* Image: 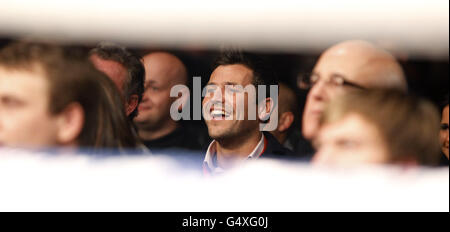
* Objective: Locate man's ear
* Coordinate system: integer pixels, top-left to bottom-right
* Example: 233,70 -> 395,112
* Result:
278,111 -> 294,132
258,97 -> 274,121
56,102 -> 84,145
126,94 -> 139,116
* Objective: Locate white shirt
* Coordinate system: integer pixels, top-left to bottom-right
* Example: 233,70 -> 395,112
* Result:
203,134 -> 266,175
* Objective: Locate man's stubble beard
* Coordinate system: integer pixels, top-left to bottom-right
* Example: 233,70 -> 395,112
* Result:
208,120 -> 258,144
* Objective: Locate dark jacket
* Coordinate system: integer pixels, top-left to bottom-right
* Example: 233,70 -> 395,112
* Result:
439,152 -> 449,166
261,131 -> 297,158
142,124 -> 206,152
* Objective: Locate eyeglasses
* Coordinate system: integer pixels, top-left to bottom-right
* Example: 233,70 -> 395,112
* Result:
298,73 -> 366,90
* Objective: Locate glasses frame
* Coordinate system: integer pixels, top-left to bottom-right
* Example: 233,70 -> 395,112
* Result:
298,72 -> 367,90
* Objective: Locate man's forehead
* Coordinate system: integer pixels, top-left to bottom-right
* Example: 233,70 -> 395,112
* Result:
313,42 -> 399,85
323,113 -> 377,136
90,55 -> 127,90
0,68 -> 49,99
314,49 -> 369,75
145,63 -> 179,87
91,55 -> 127,77
209,64 -> 253,86
144,53 -> 188,86
313,52 -> 384,90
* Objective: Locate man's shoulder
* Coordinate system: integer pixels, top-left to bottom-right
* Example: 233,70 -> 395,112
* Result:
262,131 -> 297,158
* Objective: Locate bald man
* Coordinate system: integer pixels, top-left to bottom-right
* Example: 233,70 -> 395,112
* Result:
134,52 -> 203,151
302,40 -> 407,142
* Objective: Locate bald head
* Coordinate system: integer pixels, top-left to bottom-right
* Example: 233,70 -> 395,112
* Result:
134,52 -> 188,133
142,52 -> 188,86
317,40 -> 407,91
302,40 -> 408,140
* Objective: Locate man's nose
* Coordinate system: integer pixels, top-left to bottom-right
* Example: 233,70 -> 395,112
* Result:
210,86 -> 225,103
308,79 -> 328,103
139,92 -> 151,104
141,94 -> 149,102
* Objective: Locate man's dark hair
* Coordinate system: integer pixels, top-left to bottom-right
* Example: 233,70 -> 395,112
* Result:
212,49 -> 278,100
90,42 -> 145,119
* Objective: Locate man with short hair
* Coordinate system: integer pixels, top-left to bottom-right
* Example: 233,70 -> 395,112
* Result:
270,83 -> 298,149
202,50 -> 294,174
300,40 -> 408,150
90,42 -> 145,120
134,52 -> 204,151
0,42 -> 138,149
313,89 -> 441,166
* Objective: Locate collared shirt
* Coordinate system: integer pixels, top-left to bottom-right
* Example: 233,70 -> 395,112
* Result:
202,134 -> 267,175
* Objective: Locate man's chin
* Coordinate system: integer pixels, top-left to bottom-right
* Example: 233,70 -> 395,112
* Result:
208,129 -> 234,141
134,112 -> 155,123
135,119 -> 164,130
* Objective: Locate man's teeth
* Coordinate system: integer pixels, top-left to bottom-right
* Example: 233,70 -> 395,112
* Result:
211,110 -> 230,117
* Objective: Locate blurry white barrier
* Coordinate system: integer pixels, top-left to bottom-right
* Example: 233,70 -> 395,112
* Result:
0,0 -> 448,59
0,148 -> 448,212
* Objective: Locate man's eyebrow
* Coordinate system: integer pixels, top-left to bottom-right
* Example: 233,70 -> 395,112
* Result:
206,81 -> 239,86
223,82 -> 239,86
145,80 -> 157,85
0,95 -> 26,105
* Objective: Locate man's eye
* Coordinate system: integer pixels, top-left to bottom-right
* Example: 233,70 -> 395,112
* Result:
331,76 -> 345,86
205,86 -> 216,93
310,74 -> 320,84
441,124 -> 449,130
336,140 -> 358,149
146,85 -> 159,91
226,86 -> 242,93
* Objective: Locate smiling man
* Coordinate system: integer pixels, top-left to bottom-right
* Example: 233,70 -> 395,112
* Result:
202,50 -> 294,174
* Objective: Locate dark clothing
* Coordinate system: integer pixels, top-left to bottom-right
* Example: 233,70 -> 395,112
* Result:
142,125 -> 208,168
142,125 -> 204,152
439,152 -> 449,166
282,130 -> 315,161
261,131 -> 297,158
